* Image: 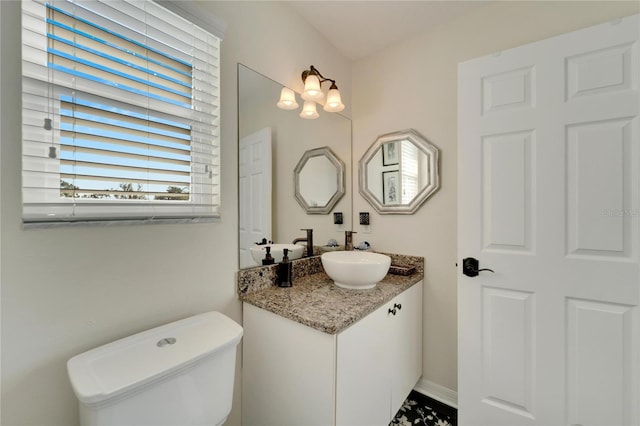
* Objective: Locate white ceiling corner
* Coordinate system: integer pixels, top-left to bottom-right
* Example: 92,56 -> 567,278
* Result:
287,1 -> 489,61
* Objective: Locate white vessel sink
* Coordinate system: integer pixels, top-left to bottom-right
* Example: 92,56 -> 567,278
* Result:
250,243 -> 305,265
321,251 -> 391,290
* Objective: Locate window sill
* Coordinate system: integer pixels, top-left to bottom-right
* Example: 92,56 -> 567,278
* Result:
22,216 -> 220,230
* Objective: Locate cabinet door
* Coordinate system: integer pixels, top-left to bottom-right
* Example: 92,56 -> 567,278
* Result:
243,303 -> 336,426
336,301 -> 391,425
390,283 -> 423,414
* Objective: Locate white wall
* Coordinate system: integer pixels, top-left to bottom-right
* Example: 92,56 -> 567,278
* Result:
0,1 -> 350,424
352,0 -> 640,393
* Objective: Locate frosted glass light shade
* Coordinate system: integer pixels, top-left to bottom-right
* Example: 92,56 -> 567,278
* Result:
323,88 -> 345,112
276,87 -> 299,110
299,101 -> 319,119
301,74 -> 324,102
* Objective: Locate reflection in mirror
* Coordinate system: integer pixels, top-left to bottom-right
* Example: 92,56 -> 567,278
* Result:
238,64 -> 352,268
359,129 -> 439,214
294,147 -> 345,214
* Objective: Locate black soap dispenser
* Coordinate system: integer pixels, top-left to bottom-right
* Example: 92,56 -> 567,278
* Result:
262,246 -> 275,265
278,248 -> 293,287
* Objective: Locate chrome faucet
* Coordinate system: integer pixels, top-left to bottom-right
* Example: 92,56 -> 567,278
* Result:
344,230 -> 357,251
292,228 -> 314,257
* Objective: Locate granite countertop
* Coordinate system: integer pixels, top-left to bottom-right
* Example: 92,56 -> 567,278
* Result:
237,253 -> 423,335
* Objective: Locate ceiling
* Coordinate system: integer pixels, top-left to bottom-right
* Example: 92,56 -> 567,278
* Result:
287,1 -> 489,61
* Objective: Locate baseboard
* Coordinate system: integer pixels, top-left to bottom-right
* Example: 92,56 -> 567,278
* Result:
413,378 -> 458,409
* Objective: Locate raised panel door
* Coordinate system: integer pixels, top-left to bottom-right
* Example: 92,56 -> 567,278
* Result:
458,15 -> 639,425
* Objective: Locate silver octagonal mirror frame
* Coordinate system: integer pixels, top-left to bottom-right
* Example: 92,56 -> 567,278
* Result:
359,129 -> 440,214
294,146 -> 346,214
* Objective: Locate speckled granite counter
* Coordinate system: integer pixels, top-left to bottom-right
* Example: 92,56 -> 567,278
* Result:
237,253 -> 423,335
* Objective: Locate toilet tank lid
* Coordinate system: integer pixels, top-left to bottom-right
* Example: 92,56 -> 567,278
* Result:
67,311 -> 243,405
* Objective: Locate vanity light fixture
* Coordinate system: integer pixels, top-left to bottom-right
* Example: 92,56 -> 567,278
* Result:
276,65 -> 345,119
276,87 -> 298,110
300,100 -> 319,119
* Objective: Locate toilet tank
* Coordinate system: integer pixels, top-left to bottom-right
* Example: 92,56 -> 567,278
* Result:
67,311 -> 243,426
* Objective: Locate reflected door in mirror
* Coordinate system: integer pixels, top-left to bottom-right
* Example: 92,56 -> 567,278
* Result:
239,127 -> 272,268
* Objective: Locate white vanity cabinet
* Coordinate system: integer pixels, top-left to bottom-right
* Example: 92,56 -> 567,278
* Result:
242,282 -> 423,426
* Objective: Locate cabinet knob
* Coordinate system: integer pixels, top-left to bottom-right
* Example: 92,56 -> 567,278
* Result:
388,308 -> 397,316
394,303 -> 402,310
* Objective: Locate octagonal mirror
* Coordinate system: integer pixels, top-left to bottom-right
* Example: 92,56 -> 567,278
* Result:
359,129 -> 439,214
294,146 -> 345,214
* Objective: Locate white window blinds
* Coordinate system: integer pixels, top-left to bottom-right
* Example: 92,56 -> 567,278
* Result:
400,141 -> 419,204
22,0 -> 221,224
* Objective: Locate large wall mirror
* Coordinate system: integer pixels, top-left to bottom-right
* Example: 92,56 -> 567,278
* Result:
238,64 -> 352,268
359,129 -> 439,214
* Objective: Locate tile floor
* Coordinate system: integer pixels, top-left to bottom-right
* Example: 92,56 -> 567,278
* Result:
390,390 -> 457,426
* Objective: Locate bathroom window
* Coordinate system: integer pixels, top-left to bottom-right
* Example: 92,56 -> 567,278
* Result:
21,0 -> 221,225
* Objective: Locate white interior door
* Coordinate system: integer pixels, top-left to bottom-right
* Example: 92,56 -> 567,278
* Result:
458,15 -> 639,426
239,127 -> 272,268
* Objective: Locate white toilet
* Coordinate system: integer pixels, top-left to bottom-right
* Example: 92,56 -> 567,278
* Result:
67,311 -> 243,426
